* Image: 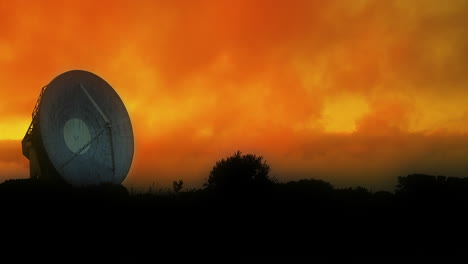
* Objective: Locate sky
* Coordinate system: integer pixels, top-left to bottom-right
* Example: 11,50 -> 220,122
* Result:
0,0 -> 467,190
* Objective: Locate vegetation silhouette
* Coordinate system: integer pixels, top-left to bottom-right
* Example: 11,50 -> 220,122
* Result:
172,179 -> 184,193
204,151 -> 275,197
2,152 -> 468,257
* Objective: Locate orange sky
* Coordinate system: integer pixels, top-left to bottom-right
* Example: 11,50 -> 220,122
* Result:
1,0 -> 468,190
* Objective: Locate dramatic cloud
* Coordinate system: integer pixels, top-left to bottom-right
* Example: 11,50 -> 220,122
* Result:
1,0 -> 467,189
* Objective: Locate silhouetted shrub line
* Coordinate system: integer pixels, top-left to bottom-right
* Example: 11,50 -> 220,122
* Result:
2,176 -> 468,256
3,151 -> 468,256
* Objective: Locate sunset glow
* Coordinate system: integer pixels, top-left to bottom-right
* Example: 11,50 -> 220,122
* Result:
1,0 -> 468,189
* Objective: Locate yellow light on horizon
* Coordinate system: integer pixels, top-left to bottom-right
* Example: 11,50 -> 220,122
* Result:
321,94 -> 370,133
0,119 -> 30,140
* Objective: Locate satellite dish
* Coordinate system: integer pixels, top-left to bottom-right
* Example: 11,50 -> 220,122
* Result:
22,70 -> 134,186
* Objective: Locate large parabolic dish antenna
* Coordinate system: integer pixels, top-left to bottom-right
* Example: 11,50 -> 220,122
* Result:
22,70 -> 134,186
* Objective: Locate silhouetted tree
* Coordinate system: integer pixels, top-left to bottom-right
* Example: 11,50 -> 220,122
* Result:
335,186 -> 373,206
395,174 -> 468,207
395,174 -> 453,200
274,179 -> 334,201
204,151 -> 274,194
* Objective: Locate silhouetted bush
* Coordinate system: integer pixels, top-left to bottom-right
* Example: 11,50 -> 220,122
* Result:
395,174 -> 468,207
396,174 -> 445,196
274,179 -> 334,201
173,180 -> 184,193
204,151 -> 274,195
